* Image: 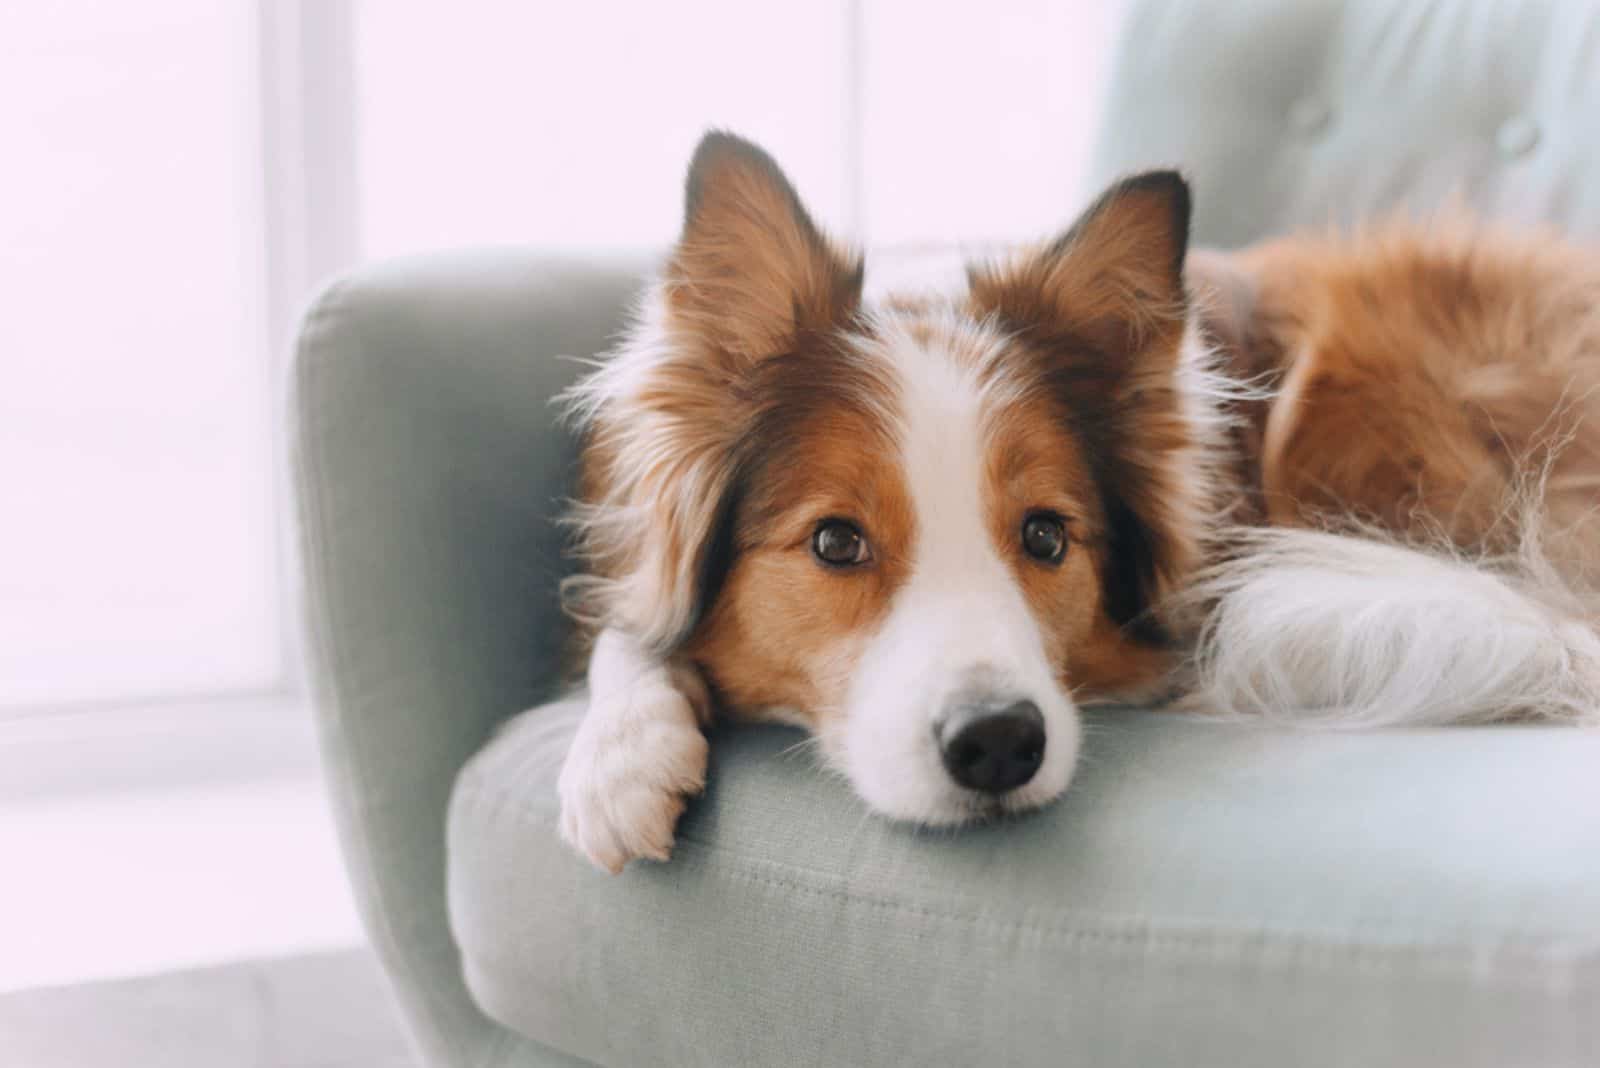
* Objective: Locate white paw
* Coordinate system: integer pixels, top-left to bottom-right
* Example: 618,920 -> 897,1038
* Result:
557,680 -> 710,874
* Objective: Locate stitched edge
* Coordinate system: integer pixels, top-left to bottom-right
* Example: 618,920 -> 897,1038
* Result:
293,274 -> 508,1068
449,777 -> 1600,989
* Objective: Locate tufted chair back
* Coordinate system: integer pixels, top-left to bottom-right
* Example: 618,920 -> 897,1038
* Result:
1088,0 -> 1600,247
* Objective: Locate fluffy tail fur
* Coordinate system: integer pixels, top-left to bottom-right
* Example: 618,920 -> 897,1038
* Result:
1175,527 -> 1600,726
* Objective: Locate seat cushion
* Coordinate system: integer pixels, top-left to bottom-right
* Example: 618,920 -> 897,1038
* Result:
448,699 -> 1600,1068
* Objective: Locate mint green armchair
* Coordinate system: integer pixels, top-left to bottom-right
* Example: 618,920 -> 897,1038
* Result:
291,4 -> 1600,1065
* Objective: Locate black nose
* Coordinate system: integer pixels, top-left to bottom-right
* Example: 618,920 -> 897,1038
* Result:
937,699 -> 1046,794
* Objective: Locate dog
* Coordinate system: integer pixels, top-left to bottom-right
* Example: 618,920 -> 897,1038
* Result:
555,131 -> 1600,873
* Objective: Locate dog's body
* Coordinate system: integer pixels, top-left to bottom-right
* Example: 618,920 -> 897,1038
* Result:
556,133 -> 1600,872
1182,229 -> 1600,727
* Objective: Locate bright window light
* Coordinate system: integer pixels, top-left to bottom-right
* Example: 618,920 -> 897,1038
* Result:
354,1 -> 856,257
0,0 -> 1124,716
0,5 -> 281,708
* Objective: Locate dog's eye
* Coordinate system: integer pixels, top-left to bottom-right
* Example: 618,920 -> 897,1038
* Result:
1021,512 -> 1067,564
812,519 -> 870,568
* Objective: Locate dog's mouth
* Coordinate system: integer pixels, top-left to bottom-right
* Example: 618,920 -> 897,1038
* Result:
931,780 -> 1059,826
965,795 -> 1009,822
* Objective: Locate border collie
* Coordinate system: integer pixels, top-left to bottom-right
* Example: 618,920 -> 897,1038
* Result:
555,132 -> 1600,872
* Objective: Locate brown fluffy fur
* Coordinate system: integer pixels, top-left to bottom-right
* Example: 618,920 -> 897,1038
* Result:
556,133 -> 1600,873
1193,220 -> 1600,582
564,134 -> 865,656
570,138 -> 1600,717
566,142 -> 1209,726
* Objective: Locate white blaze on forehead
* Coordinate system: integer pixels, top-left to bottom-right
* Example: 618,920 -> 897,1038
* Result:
870,310 -> 1039,653
887,321 -> 999,574
832,309 -> 1080,824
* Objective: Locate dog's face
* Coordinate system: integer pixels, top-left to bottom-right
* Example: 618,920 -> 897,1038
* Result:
686,312 -> 1113,821
571,134 -> 1209,824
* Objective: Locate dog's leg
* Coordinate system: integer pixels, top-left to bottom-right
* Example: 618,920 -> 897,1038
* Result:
557,627 -> 713,873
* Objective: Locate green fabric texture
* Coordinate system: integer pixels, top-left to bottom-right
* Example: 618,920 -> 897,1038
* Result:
291,2 -> 1600,1065
1088,0 -> 1600,248
292,251 -> 635,1067
454,701 -> 1600,1068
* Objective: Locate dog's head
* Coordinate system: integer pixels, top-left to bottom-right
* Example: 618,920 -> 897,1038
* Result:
568,133 -> 1212,823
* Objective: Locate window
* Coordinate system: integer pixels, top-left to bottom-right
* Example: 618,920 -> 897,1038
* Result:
354,1 -> 1124,255
355,2 -> 857,255
2,1 -> 1123,717
1,5 -> 280,709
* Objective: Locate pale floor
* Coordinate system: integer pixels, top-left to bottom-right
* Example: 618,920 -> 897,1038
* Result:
0,948 -> 416,1068
0,703 -> 414,1065
0,714 -> 360,992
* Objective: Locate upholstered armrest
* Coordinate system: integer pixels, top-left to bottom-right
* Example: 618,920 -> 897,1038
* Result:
290,251 -> 644,1066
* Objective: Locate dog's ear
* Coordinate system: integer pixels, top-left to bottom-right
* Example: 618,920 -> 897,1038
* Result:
670,131 -> 863,364
564,133 -> 861,654
968,171 -> 1202,636
968,170 -> 1190,361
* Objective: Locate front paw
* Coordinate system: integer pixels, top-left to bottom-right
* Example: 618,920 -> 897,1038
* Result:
557,684 -> 710,874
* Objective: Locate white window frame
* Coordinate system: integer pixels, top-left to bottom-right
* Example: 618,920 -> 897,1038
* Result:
0,1 -> 363,789
257,0 -> 361,707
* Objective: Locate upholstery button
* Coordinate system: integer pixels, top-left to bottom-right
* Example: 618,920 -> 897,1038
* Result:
1288,98 -> 1332,136
1496,115 -> 1540,159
